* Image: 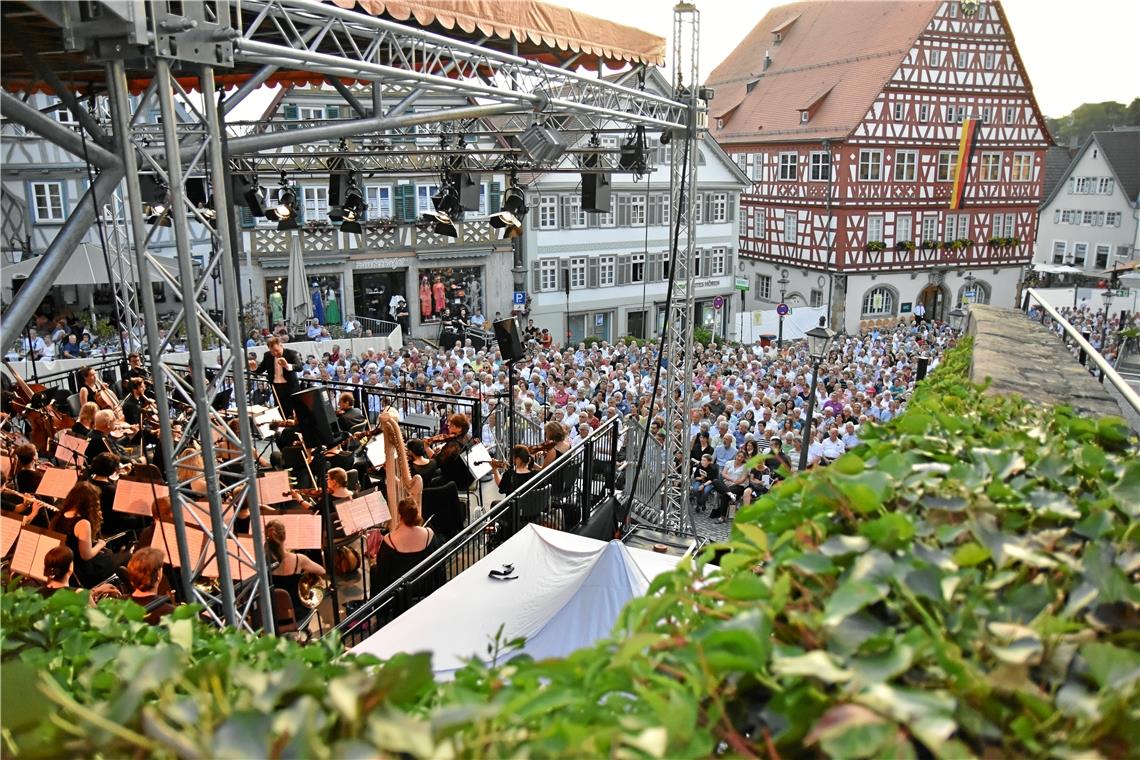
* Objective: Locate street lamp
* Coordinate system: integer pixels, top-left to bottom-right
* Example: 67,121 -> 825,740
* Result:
777,268 -> 790,348
948,306 -> 966,332
798,322 -> 836,472
963,271 -> 976,305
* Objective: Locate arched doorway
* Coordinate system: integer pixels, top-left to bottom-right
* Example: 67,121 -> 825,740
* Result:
917,284 -> 948,321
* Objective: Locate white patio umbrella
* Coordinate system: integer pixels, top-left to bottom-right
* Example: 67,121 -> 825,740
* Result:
284,233 -> 312,333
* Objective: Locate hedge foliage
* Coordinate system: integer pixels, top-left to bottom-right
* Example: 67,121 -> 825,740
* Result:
3,338 -> 1138,758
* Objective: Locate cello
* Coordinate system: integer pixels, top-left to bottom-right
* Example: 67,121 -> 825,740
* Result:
1,361 -> 68,452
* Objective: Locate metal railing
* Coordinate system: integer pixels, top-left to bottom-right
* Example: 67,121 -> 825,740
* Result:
345,314 -> 400,339
1021,288 -> 1140,416
622,416 -> 668,525
331,416 -> 623,647
487,393 -> 544,454
1,353 -> 125,395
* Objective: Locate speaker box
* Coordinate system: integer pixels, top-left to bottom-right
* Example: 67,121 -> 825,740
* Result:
915,356 -> 930,382
582,172 -> 611,213
457,172 -> 481,212
493,317 -> 526,363
292,387 -> 341,448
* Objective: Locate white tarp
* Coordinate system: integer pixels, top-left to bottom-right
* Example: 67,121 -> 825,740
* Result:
5,243 -> 180,288
735,305 -> 828,344
351,524 -> 681,676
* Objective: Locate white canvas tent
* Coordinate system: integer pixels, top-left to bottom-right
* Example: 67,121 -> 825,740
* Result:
735,305 -> 828,344
5,242 -> 180,288
351,524 -> 683,677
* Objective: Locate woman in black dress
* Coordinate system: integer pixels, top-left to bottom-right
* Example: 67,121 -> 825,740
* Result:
49,481 -> 123,588
369,498 -> 441,606
492,445 -> 536,497
407,439 -> 441,487
265,519 -> 326,621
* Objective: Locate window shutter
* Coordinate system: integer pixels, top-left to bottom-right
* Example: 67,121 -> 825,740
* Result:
559,196 -> 571,228
588,258 -> 599,288
727,195 -> 736,222
283,103 -> 298,129
326,105 -> 340,119
724,249 -> 733,275
646,251 -> 658,282
616,255 -> 629,285
557,265 -> 567,293
394,184 -> 417,221
704,194 -> 713,222
532,261 -> 542,291
489,181 -> 501,214
239,206 -> 255,228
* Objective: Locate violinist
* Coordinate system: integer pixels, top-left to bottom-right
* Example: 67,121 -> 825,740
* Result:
10,442 -> 43,494
120,378 -> 149,445
326,467 -> 354,502
533,421 -> 571,470
86,409 -> 130,464
407,439 -> 441,486
491,445 -> 536,497
71,401 -> 98,438
426,413 -> 473,490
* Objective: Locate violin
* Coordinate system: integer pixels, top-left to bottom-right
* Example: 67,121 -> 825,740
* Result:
476,459 -> 509,469
527,440 -> 558,456
425,431 -> 463,446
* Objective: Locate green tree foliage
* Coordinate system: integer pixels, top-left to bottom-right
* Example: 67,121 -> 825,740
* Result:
3,339 -> 1138,758
1047,98 -> 1140,146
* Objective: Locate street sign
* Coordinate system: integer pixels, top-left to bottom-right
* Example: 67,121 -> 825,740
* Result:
734,276 -> 749,291
713,295 -> 725,310
1107,288 -> 1130,298
776,303 -> 790,316
512,291 -> 526,306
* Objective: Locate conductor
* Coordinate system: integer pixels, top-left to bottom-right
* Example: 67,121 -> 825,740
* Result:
247,336 -> 303,417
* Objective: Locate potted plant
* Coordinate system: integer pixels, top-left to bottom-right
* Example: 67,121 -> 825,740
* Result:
866,240 -> 887,252
987,236 -> 1003,247
921,239 -> 937,250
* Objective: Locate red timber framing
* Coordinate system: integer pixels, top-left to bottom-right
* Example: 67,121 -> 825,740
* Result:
716,1 -> 1051,276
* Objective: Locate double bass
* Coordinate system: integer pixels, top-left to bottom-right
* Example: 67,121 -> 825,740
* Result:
2,361 -> 73,452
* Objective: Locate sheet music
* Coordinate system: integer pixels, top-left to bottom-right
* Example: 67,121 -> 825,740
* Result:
254,408 -> 284,440
201,535 -> 257,581
54,433 -> 88,465
0,455 -> 11,482
465,442 -> 494,481
11,528 -> 64,581
182,500 -> 236,531
150,522 -> 206,568
335,490 -> 390,535
113,479 -> 169,516
1,511 -> 22,556
260,513 -> 323,549
364,434 -> 386,467
35,467 -> 78,500
256,470 -> 293,505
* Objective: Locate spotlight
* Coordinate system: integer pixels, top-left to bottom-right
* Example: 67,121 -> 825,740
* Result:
489,184 -> 527,239
144,185 -> 172,227
515,122 -> 567,163
336,179 -> 366,234
265,174 -> 299,230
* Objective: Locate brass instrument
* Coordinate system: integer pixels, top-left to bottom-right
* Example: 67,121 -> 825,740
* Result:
297,572 -> 329,609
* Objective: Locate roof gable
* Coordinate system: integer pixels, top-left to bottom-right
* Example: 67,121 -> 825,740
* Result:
1095,130 -> 1140,205
705,1 -> 938,144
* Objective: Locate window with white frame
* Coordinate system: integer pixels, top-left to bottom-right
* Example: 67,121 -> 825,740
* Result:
956,50 -> 968,68
983,52 -> 996,69
809,151 -> 831,181
297,106 -> 325,120
630,194 -> 647,226
739,211 -> 748,237
980,106 -> 993,123
896,214 -> 913,244
921,215 -> 938,243
1106,212 -> 1122,227
750,153 -> 761,181
710,247 -> 726,276
569,257 -> 587,289
1083,211 -> 1097,226
1098,177 -> 1114,194
757,274 -> 772,300
919,104 -> 930,122
1054,209 -> 1061,224
861,286 -> 895,317
778,153 -> 798,181
709,193 -> 728,222
893,102 -> 905,120
538,195 -> 558,229
858,149 -> 883,181
51,99 -> 79,126
540,259 -> 558,291
567,194 -> 586,228
946,213 -> 970,240
416,183 -> 440,215
810,289 -> 823,308
1052,241 -> 1066,264
867,215 -> 884,243
1118,245 -> 1132,263
894,150 -> 918,181
365,185 -> 392,219
1074,177 -> 1092,194
1072,243 -> 1088,267
599,255 -> 615,287
1004,106 -> 1016,124
1003,213 -> 1016,237
937,151 -> 958,182
1095,245 -> 1111,269
782,212 -> 797,243
1011,153 -> 1033,181
302,186 -> 329,220
928,49 -> 943,67
753,208 -> 766,238
631,252 -> 645,283
30,181 -> 65,223
980,152 -> 1001,181
691,193 -> 703,224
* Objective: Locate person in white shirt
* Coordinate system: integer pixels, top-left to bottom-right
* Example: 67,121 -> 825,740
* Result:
820,427 -> 846,463
806,431 -> 825,469
842,422 -> 861,450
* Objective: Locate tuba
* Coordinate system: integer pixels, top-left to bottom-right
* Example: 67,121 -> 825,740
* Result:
297,572 -> 329,609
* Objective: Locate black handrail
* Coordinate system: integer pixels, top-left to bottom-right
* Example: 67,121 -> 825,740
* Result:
292,377 -> 482,438
331,415 -> 623,646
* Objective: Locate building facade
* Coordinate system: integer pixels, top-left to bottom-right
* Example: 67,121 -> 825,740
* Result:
1035,129 -> 1140,274
238,84 -> 513,339
524,70 -> 749,345
706,0 -> 1051,333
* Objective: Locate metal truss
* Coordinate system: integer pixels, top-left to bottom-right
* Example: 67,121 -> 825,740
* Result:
234,0 -> 688,134
107,59 -> 275,631
100,185 -> 143,341
660,4 -> 701,535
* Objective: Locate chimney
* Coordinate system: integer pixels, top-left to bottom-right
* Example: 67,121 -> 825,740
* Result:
763,51 -> 772,71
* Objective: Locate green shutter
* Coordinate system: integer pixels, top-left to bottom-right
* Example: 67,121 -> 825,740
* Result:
239,206 -> 255,228
283,103 -> 298,129
326,105 -> 340,119
394,184 -> 417,222
489,181 -> 501,214
532,261 -> 542,291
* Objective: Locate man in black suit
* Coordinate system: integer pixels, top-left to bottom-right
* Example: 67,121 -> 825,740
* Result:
247,336 -> 302,417
336,391 -> 366,434
120,378 -> 148,445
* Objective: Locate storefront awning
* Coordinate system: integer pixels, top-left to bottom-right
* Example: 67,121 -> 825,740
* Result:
5,244 -> 179,287
415,248 -> 493,263
261,257 -> 348,270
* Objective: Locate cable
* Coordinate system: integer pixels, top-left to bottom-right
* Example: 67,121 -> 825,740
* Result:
619,135 -> 689,531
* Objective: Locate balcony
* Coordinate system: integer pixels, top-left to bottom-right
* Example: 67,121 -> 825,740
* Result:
248,219 -> 502,256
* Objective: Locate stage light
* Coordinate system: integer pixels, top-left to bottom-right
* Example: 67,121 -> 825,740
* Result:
337,179 -> 366,234
144,184 -> 172,227
515,122 -> 567,163
489,183 -> 528,239
264,174 -> 299,230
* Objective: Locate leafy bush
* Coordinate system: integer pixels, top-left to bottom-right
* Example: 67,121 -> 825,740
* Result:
693,326 -> 713,346
3,338 -> 1138,758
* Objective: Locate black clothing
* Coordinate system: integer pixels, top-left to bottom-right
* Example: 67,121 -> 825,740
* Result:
690,442 -> 714,463
85,430 -> 125,464
130,593 -> 175,625
499,467 -> 535,497
411,458 -> 442,486
369,530 -> 441,612
71,421 -> 91,437
271,553 -> 309,621
14,468 -> 42,495
121,395 -> 143,426
337,406 -> 366,434
250,348 -> 303,416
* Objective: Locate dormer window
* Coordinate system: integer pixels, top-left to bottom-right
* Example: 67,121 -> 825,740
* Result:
770,13 -> 800,43
800,111 -> 810,124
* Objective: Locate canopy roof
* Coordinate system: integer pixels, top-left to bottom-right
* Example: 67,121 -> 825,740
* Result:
5,244 -> 179,288
351,524 -> 681,677
0,0 -> 663,95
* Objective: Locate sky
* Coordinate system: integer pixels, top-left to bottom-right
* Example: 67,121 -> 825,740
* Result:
555,0 -> 1139,118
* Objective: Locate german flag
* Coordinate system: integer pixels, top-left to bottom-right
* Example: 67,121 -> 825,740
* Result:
949,117 -> 979,210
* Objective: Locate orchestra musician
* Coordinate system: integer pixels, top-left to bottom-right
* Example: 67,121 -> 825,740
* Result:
77,366 -> 117,412
490,445 -> 536,497
120,378 -> 150,446
265,519 -> 325,621
124,352 -> 150,387
10,442 -> 43,494
326,467 -> 354,502
71,401 -> 98,438
533,421 -> 571,470
335,392 -> 366,432
48,481 -> 126,588
39,546 -> 75,597
86,409 -> 131,464
425,413 -> 474,490
125,548 -> 175,625
407,439 -> 441,486
247,336 -> 303,417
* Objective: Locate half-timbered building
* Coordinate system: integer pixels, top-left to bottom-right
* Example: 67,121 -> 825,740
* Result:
706,0 -> 1051,332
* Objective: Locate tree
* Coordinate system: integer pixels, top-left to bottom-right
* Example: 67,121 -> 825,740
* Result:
1047,99 -> 1140,146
